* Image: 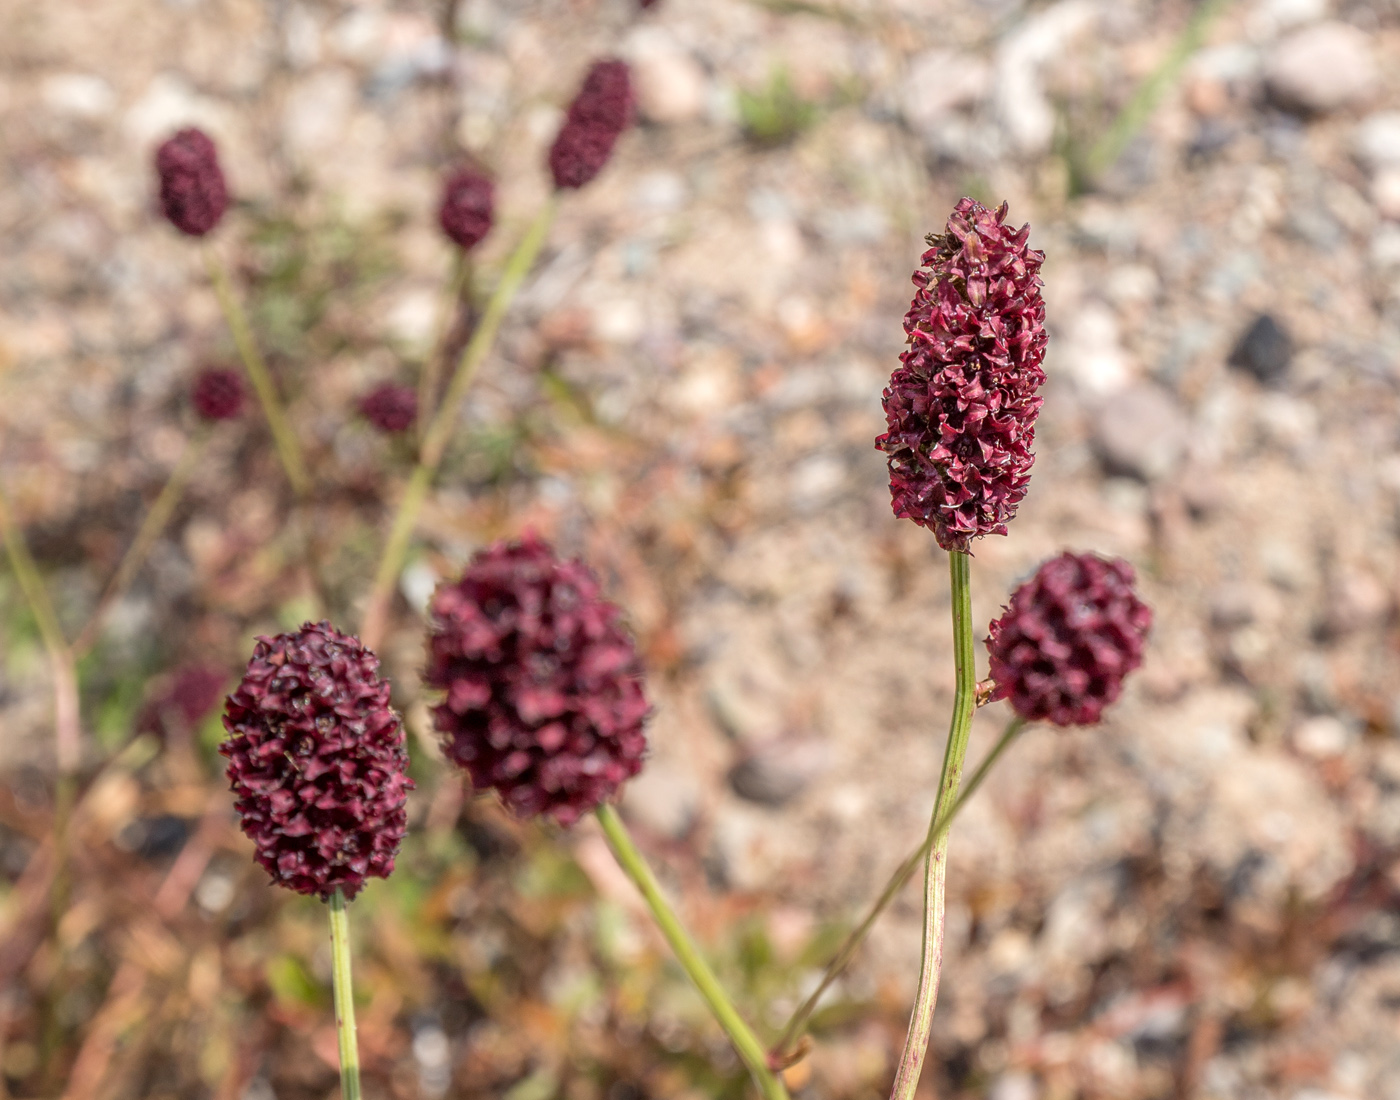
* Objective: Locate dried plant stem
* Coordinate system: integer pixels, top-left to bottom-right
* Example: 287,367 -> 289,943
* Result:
329,889 -> 362,1100
770,712 -> 1026,1062
204,246 -> 311,497
888,549 -> 977,1100
0,484 -> 80,780
417,249 -> 471,439
595,803 -> 789,1100
361,198 -> 557,648
70,430 -> 211,660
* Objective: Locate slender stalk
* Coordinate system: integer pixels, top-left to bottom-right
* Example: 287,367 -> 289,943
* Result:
328,889 -> 362,1100
204,246 -> 311,497
888,549 -> 977,1100
417,249 -> 470,440
0,484 -> 80,777
770,713 -> 1026,1061
360,198 -> 557,648
1081,0 -> 1231,184
70,430 -> 211,660
595,803 -> 789,1100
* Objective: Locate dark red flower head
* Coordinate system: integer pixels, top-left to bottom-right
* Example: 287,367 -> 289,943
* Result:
360,383 -> 418,434
155,128 -> 229,237
875,198 -> 1047,552
439,166 -> 494,250
424,533 -> 650,825
986,552 -> 1152,727
139,663 -> 228,740
549,59 -> 634,190
191,367 -> 245,421
220,622 -> 413,900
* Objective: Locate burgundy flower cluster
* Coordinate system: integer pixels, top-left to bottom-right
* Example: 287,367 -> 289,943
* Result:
424,534 -> 649,825
220,622 -> 413,900
155,128 -> 229,237
191,367 -> 245,421
986,552 -> 1152,727
549,60 -> 635,191
876,198 -> 1047,552
439,167 -> 495,251
360,383 -> 418,434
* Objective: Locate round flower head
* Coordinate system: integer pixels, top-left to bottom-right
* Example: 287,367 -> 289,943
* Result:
875,198 -> 1047,552
548,59 -> 635,191
191,367 -> 245,421
155,128 -> 229,237
360,383 -> 418,434
220,622 -> 413,900
439,166 -> 494,250
986,552 -> 1152,727
424,533 -> 650,825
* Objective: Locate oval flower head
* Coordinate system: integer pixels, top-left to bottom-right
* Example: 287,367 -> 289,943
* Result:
191,367 -> 245,421
438,165 -> 495,250
986,552 -> 1152,726
876,198 -> 1047,552
220,622 -> 413,900
155,127 -> 229,237
548,59 -> 635,191
424,533 -> 650,825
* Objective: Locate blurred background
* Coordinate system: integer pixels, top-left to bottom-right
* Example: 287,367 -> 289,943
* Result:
4,0 -> 1400,1097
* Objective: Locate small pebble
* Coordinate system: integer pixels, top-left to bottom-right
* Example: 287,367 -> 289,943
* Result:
1229,314 -> 1293,383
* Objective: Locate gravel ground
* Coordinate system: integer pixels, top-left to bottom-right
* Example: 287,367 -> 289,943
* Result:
5,0 -> 1400,1098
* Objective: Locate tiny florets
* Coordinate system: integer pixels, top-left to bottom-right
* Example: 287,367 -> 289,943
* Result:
191,367 -> 245,421
875,198 -> 1047,552
549,59 -> 635,190
986,552 -> 1152,727
155,128 -> 229,237
220,622 -> 413,900
424,533 -> 650,825
360,383 -> 418,434
438,166 -> 495,250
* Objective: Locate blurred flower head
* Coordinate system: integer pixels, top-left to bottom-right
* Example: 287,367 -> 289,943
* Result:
360,383 -> 418,434
549,59 -> 635,191
439,166 -> 495,250
138,663 -> 228,741
191,367 -> 245,421
876,198 -> 1047,552
220,622 -> 413,900
155,127 -> 229,237
424,533 -> 650,826
986,552 -> 1152,726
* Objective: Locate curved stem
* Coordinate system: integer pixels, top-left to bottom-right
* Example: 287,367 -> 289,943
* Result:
204,246 -> 311,497
0,483 -> 80,777
328,889 -> 362,1100
71,430 -> 211,660
770,713 -> 1026,1061
360,198 -> 557,648
888,549 -> 976,1100
595,803 -> 789,1100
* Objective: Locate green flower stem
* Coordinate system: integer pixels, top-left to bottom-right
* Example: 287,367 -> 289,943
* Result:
0,483 -> 80,778
595,803 -> 789,1100
361,197 -> 557,649
204,246 -> 311,497
888,549 -> 977,1100
770,712 -> 1026,1062
417,249 -> 471,441
71,430 -> 212,660
329,888 -> 362,1100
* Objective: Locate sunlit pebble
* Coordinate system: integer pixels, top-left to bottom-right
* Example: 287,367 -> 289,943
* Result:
196,870 -> 236,913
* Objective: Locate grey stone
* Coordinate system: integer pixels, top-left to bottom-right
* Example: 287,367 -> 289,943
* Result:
1264,22 -> 1377,115
727,738 -> 830,807
1229,313 -> 1293,383
1092,384 -> 1190,482
1355,112 -> 1400,171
